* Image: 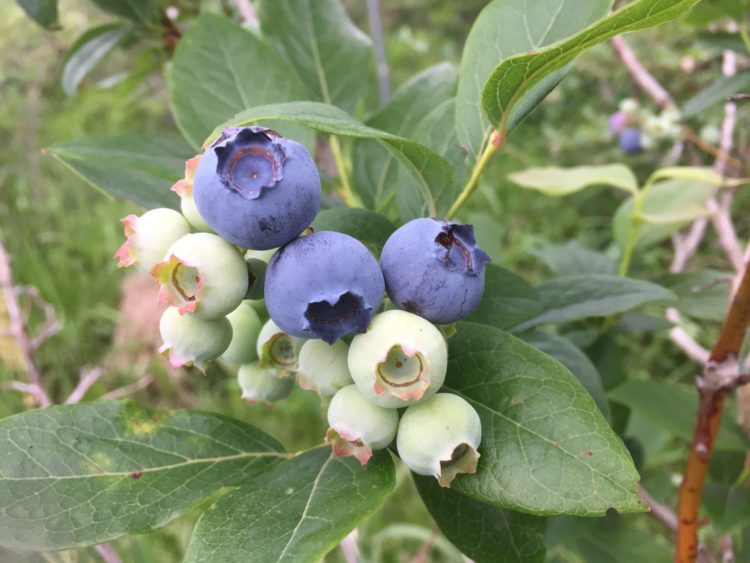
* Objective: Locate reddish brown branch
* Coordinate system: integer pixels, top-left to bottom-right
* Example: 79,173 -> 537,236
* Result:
676,260 -> 750,562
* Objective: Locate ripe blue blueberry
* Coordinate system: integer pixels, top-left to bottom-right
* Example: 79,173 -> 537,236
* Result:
619,127 -> 642,154
380,218 -> 490,324
265,231 -> 385,344
193,126 -> 321,250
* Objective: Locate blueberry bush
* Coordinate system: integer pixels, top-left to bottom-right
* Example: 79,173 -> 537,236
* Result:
3,0 -> 750,561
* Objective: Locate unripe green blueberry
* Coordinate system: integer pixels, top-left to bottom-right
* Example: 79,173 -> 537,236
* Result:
397,393 -> 481,487
159,306 -> 232,372
618,97 -> 639,115
348,310 -> 447,408
297,339 -> 353,396
115,208 -> 190,275
237,362 -> 294,404
256,319 -> 304,376
326,384 -> 398,465
220,301 -> 263,365
150,233 -> 248,320
171,156 -> 213,232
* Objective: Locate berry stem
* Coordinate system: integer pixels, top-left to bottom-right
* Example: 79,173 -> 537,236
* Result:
445,129 -> 503,220
329,135 -> 362,207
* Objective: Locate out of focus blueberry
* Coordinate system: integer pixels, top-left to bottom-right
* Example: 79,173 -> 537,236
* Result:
608,111 -> 629,135
380,218 -> 490,324
193,126 -> 321,249
619,128 -> 642,154
265,231 -> 385,344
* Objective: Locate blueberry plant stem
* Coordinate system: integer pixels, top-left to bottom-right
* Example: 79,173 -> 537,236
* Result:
329,135 -> 361,207
445,130 -> 503,220
676,258 -> 750,562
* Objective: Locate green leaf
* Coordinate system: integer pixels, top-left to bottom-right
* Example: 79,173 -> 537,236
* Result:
445,322 -> 644,515
508,164 -> 638,196
696,31 -> 747,53
259,0 -> 372,113
413,99 -> 469,187
90,0 -> 159,25
210,101 -> 454,219
520,330 -> 610,422
658,270 -> 732,322
0,402 -> 285,550
538,241 -> 617,277
613,180 -> 714,250
517,274 -> 675,330
62,23 -> 132,96
482,0 -> 701,135
465,264 -> 543,332
639,204 -> 712,225
17,0 -> 59,29
184,448 -> 395,562
609,380 -> 748,451
682,69 -> 750,118
169,14 -> 312,150
456,0 -> 610,160
311,208 -> 395,254
352,63 -> 457,216
647,166 -> 746,187
46,135 -> 193,210
703,482 -> 750,534
415,475 -> 546,563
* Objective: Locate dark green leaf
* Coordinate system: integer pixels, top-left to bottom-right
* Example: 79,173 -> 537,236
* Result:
609,380 -> 747,451
482,0 -> 701,135
90,0 -> 159,25
62,23 -> 132,96
465,264 -> 542,331
311,208 -> 395,254
17,0 -> 59,29
46,135 -> 193,210
658,270 -> 732,322
415,475 -> 546,563
352,63 -> 457,216
520,330 -> 610,422
0,402 -> 285,550
456,0 -> 610,160
184,448 -> 395,562
703,482 -> 750,534
517,275 -> 675,330
414,99 -> 469,187
682,69 -> 750,118
445,322 -> 643,515
169,14 -> 312,149
259,0 -> 373,113
209,101 -> 454,219
696,31 -> 747,53
538,241 -> 617,277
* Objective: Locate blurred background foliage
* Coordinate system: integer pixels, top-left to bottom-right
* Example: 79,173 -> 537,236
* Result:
1,0 -> 749,561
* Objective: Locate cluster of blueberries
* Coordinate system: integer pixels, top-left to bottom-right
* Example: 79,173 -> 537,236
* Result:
608,98 -> 682,154
116,126 -> 491,487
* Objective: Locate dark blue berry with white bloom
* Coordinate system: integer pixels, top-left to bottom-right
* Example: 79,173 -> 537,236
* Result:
619,127 -> 642,154
193,126 -> 321,249
265,231 -> 385,344
380,218 -> 490,324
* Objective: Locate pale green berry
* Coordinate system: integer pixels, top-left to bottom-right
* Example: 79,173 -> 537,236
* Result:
221,301 -> 263,365
159,306 -> 231,372
297,339 -> 353,396
151,233 -> 248,320
397,393 -> 481,488
172,156 -> 213,232
348,310 -> 447,408
115,208 -> 190,275
326,384 -> 398,466
256,319 -> 304,375
237,363 -> 294,404
618,97 -> 639,115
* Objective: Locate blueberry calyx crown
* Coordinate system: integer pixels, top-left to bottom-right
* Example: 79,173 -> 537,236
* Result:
434,220 -> 490,276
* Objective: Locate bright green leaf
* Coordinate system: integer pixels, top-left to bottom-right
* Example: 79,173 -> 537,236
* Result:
209,101 -> 454,219
415,475 -> 546,563
0,402 -> 285,550
482,0 -> 701,135
45,135 -> 194,210
508,165 -> 638,196
465,264 -> 543,332
311,208 -> 395,254
17,0 -> 59,29
647,166 -> 747,187
639,204 -> 712,225
456,0 -> 610,160
682,69 -> 750,118
184,448 -> 395,562
446,322 -> 644,515
62,23 -> 132,96
517,275 -> 675,330
169,14 -> 312,150
259,0 -> 373,113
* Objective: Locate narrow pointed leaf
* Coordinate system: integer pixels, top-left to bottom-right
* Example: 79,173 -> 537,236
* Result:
508,164 -> 638,196
17,0 -> 59,29
62,23 -> 132,96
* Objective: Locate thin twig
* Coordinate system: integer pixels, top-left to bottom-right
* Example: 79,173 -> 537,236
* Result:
367,0 -> 390,104
610,36 -> 675,109
65,367 -> 104,404
667,309 -> 710,364
638,484 -> 677,531
95,543 -> 122,563
99,374 -> 155,401
339,529 -> 360,563
0,234 -> 52,407
233,0 -> 257,25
